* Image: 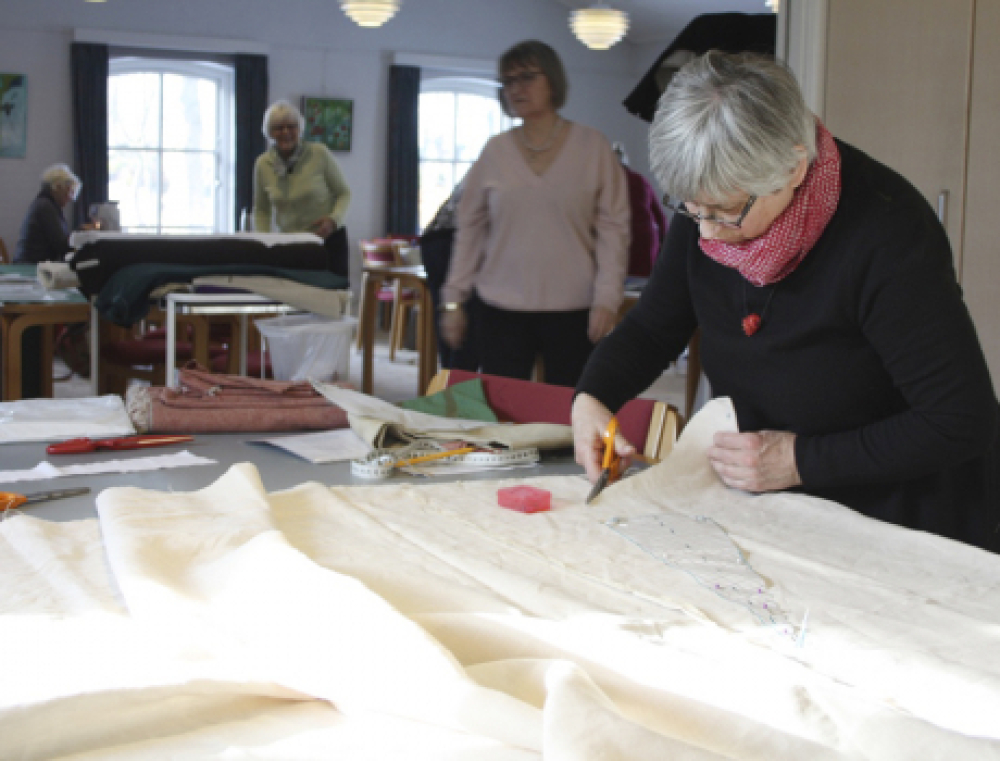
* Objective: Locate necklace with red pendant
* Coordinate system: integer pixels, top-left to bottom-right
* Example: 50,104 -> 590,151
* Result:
742,280 -> 779,337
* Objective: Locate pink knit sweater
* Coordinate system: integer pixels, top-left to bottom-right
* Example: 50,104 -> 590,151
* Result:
441,123 -> 630,313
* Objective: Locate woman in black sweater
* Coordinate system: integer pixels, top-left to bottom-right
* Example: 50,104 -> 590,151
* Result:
573,52 -> 999,551
14,164 -> 80,264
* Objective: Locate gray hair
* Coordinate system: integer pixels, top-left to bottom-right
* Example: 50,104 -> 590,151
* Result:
498,40 -> 568,117
650,51 -> 816,204
41,163 -> 80,193
262,100 -> 305,142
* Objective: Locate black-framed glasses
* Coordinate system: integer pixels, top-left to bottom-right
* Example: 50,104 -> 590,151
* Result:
501,70 -> 542,90
663,194 -> 757,229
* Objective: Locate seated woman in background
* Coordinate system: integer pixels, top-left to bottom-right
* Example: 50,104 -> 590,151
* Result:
253,100 -> 352,276
439,39 -> 629,388
573,52 -> 999,551
14,163 -> 80,264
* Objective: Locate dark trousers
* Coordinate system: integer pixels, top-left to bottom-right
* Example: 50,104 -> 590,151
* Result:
421,227 -> 481,371
477,301 -> 594,388
324,226 -> 349,277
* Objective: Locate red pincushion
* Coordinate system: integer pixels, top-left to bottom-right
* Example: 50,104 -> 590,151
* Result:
497,486 -> 551,513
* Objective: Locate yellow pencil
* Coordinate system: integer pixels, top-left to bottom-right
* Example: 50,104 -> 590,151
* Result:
395,447 -> 477,468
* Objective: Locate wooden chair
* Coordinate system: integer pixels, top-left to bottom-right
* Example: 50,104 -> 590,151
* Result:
426,369 -> 679,461
356,238 -> 422,361
97,308 -> 233,395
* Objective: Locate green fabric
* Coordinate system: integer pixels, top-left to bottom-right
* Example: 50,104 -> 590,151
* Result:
397,379 -> 498,423
95,263 -> 349,326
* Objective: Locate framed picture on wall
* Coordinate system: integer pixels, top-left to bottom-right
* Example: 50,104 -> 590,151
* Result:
302,96 -> 353,152
0,72 -> 28,159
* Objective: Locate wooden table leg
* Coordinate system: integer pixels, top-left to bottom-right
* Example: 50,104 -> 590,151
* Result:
40,325 -> 56,397
0,316 -> 11,401
360,271 -> 380,395
8,317 -> 40,400
417,281 -> 438,395
3,306 -> 89,401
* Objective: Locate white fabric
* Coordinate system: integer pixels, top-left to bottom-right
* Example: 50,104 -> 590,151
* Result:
313,383 -> 575,450
0,451 -> 216,485
0,395 -> 134,443
69,231 -> 323,248
36,261 -> 80,289
1,398 -> 998,759
192,274 -> 352,318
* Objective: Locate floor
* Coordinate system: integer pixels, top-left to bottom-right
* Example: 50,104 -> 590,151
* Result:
53,327 -> 689,410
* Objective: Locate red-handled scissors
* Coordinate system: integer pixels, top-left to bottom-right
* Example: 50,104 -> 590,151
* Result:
46,435 -> 194,455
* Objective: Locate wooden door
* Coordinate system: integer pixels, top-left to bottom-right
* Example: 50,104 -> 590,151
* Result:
961,0 -> 1000,384
823,0 -> 975,262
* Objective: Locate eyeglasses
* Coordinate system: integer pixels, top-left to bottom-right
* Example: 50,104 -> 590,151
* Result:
663,194 -> 757,229
501,70 -> 542,90
272,123 -> 299,133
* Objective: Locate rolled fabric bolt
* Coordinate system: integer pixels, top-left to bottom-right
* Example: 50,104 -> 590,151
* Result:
497,485 -> 551,513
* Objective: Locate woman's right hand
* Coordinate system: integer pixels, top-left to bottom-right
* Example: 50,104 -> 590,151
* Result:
571,393 -> 635,482
439,306 -> 468,349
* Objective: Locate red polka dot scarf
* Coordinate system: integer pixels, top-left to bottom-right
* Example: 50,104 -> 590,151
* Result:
699,121 -> 841,286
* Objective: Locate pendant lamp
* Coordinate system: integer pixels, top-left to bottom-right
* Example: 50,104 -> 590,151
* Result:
340,0 -> 401,28
570,3 -> 629,50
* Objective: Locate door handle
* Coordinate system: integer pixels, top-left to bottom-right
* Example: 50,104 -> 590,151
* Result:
937,190 -> 949,225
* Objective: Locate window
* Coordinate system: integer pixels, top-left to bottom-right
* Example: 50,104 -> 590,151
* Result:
108,57 -> 235,234
418,77 -> 512,230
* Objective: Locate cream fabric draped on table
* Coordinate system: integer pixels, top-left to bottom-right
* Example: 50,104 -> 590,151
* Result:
1,400 -> 998,759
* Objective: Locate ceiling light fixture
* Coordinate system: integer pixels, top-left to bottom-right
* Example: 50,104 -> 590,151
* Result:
570,3 -> 629,51
339,0 -> 400,28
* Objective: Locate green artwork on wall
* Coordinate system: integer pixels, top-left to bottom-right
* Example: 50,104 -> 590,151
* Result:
302,96 -> 353,152
0,73 -> 27,158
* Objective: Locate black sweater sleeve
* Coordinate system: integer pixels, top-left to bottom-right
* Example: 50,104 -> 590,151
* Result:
795,203 -> 999,488
576,218 -> 699,412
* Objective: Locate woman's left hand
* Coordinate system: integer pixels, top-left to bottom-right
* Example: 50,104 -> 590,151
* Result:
707,430 -> 802,492
588,306 -> 618,343
310,217 -> 336,239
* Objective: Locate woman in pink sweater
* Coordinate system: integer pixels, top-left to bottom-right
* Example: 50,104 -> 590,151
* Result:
439,40 -> 630,387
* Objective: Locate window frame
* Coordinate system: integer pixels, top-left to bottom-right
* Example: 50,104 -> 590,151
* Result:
418,75 -> 512,231
108,55 -> 236,234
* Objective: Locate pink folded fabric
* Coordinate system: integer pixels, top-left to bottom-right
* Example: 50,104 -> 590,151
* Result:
127,364 -> 349,433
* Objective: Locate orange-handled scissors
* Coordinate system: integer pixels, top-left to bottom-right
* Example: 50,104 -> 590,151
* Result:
46,435 -> 193,455
0,487 -> 91,512
585,417 -> 624,504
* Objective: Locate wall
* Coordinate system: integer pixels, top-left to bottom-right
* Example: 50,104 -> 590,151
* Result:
0,0 -> 675,285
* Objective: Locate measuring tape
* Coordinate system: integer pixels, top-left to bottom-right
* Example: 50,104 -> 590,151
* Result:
351,442 -> 540,480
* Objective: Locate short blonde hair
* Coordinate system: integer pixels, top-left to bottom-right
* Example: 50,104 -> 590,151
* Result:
41,164 -> 80,195
262,100 -> 305,142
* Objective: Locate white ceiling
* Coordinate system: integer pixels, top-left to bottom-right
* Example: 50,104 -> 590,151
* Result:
553,0 -> 775,47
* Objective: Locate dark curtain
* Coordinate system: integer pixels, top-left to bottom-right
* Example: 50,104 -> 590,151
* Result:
71,43 -> 109,228
385,64 -> 420,236
235,54 -> 269,230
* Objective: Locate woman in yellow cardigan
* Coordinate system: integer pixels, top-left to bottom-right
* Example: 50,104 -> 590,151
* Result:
253,100 -> 352,275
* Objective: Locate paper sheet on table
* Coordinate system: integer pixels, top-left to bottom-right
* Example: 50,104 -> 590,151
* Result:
254,429 -> 372,463
0,396 -> 135,443
312,383 -> 574,451
0,451 -> 217,485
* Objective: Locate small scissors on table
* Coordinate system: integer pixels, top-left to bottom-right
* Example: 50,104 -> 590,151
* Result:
0,487 -> 91,512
